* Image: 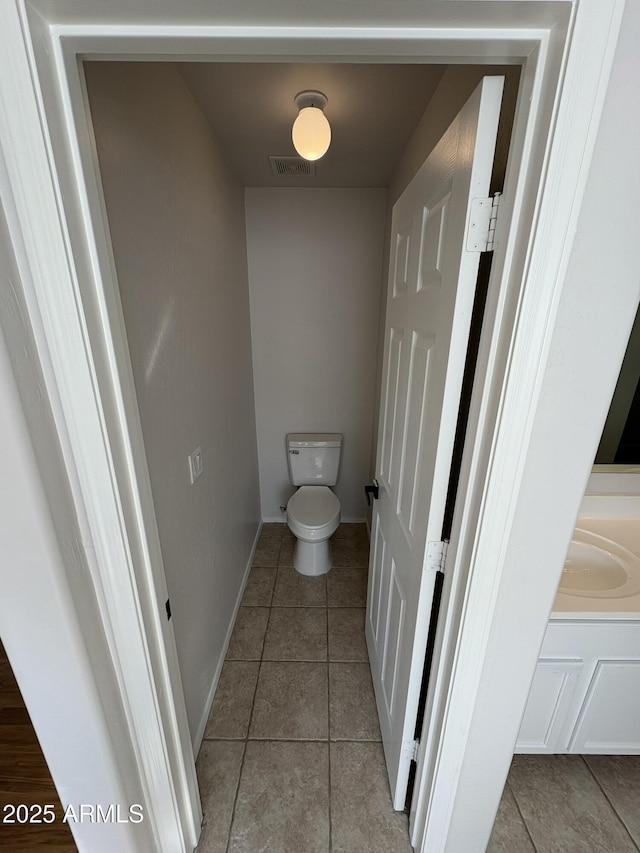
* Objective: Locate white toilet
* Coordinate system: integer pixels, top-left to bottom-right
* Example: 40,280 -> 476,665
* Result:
286,433 -> 342,576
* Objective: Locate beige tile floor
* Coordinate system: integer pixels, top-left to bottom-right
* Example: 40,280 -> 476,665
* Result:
196,522 -> 413,853
488,755 -> 640,852
197,522 -> 640,852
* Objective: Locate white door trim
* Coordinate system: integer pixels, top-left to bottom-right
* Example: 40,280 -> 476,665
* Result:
0,1 -> 630,851
0,4 -> 202,851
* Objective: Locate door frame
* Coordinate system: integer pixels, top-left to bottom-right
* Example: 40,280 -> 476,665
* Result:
0,1 -> 632,850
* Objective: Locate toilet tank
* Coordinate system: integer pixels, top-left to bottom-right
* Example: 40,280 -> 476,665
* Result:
287,433 -> 342,486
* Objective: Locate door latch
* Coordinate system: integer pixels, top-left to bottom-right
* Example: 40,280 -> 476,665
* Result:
364,480 -> 379,505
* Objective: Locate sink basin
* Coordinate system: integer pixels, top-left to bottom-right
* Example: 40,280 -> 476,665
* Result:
559,528 -> 640,598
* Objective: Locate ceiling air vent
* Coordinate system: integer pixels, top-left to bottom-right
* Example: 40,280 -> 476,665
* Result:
269,155 -> 316,177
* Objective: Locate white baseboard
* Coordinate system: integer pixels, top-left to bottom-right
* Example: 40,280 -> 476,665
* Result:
192,520 -> 262,755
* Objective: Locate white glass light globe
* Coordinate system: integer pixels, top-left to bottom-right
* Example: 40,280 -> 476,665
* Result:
292,106 -> 331,161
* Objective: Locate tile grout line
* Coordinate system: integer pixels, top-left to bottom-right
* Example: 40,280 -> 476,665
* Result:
221,736 -> 382,743
505,779 -> 539,852
580,756 -> 640,852
219,737 -> 337,744
208,525 -> 373,852
223,528 -> 282,853
222,739 -> 247,853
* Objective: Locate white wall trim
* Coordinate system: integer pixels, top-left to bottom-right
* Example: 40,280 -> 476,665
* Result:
1,1 -> 633,851
0,164 -> 157,853
53,26 -> 544,61
0,4 -> 201,850
192,522 -> 262,754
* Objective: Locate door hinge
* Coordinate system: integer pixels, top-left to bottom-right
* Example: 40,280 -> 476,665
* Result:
465,192 -> 502,252
364,480 -> 379,505
425,539 -> 449,575
403,737 -> 421,763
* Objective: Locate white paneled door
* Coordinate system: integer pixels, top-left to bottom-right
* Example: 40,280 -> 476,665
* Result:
366,77 -> 504,809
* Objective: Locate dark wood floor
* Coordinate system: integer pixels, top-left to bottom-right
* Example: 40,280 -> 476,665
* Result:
0,642 -> 76,851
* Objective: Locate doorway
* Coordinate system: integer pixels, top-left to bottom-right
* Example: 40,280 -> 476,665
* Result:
0,5 -> 632,844
82,57 -> 518,844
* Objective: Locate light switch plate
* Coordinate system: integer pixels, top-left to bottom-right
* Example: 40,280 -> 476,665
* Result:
188,447 -> 203,484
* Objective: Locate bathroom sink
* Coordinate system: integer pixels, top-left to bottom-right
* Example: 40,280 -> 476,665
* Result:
559,528 -> 640,598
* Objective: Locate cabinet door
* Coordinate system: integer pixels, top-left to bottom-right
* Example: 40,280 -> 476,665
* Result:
569,660 -> 640,753
515,659 -> 583,753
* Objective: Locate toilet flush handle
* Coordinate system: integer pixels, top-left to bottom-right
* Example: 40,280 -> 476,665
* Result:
364,480 -> 379,505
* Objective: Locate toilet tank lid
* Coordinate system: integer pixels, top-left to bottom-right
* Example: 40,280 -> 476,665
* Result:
287,433 -> 342,448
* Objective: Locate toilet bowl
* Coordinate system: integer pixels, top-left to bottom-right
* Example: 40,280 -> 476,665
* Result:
285,433 -> 343,576
287,486 -> 341,576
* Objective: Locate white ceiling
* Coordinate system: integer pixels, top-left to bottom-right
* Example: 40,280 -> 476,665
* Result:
178,63 -> 447,187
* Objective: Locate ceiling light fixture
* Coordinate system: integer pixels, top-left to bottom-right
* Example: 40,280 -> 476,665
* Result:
292,90 -> 331,161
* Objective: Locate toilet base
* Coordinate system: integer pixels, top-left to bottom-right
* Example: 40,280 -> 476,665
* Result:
293,537 -> 333,576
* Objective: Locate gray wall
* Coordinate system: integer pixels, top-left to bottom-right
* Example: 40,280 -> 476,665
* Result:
85,62 -> 261,739
388,66 -> 520,208
245,187 -> 387,520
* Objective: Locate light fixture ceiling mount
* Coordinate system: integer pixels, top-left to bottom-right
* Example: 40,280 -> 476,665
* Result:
292,90 -> 331,162
294,90 -> 328,112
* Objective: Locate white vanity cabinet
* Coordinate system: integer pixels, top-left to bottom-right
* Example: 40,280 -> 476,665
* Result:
515,618 -> 640,754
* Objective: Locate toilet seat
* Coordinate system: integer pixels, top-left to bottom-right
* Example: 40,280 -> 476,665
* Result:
287,486 -> 340,542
